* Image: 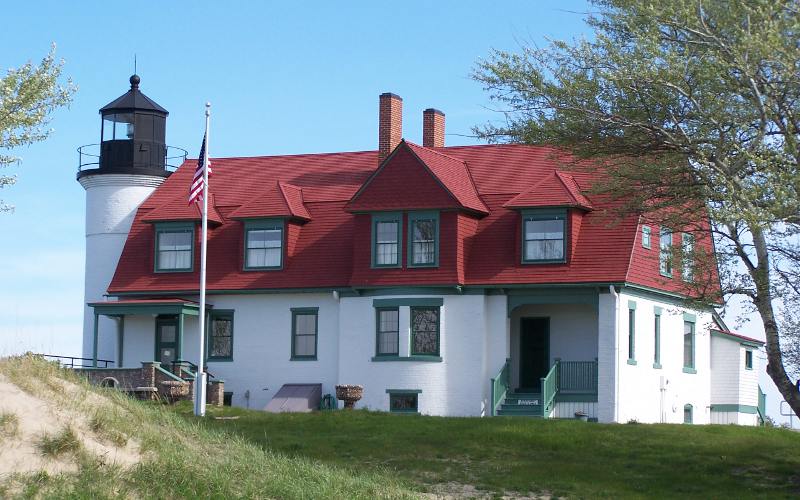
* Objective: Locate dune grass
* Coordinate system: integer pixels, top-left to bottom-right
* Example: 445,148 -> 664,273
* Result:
38,426 -> 82,458
0,355 -> 415,499
0,412 -> 19,439
175,402 -> 800,499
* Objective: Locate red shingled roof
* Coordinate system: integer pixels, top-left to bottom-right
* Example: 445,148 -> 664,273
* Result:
229,181 -> 311,221
504,171 -> 592,210
142,194 -> 224,225
107,142 -> 715,296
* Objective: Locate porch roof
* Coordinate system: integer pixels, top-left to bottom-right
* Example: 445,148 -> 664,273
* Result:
89,298 -> 211,316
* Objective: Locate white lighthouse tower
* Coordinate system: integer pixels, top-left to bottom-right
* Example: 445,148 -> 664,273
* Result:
77,75 -> 177,364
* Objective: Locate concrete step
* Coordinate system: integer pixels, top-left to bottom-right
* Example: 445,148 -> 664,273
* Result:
497,408 -> 543,417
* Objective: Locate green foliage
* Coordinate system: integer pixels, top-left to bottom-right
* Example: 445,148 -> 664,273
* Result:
38,425 -> 81,458
0,44 -> 76,212
178,403 -> 800,499
0,412 -> 19,438
473,0 -> 800,416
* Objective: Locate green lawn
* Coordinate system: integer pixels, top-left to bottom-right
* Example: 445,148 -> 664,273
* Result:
176,403 -> 800,499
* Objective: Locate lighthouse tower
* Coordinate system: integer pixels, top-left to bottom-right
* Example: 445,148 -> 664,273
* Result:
77,75 -> 174,363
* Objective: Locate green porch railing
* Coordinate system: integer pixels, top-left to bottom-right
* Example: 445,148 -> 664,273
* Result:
558,360 -> 598,394
541,361 -> 559,418
490,358 -> 511,416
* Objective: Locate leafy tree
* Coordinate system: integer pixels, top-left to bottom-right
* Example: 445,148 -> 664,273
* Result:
0,45 -> 76,212
474,0 -> 800,416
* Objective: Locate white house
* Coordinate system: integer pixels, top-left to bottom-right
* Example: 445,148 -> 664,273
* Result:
77,76 -> 765,424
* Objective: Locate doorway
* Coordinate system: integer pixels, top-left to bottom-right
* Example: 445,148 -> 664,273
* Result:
519,317 -> 550,392
155,316 -> 178,368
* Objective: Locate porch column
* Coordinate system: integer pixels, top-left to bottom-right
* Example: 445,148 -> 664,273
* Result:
177,312 -> 184,361
92,311 -> 99,367
116,316 -> 125,368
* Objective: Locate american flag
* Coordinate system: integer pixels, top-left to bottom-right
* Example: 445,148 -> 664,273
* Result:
188,134 -> 212,204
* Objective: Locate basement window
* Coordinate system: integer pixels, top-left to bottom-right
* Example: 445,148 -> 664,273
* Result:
387,390 -> 421,413
155,223 -> 194,272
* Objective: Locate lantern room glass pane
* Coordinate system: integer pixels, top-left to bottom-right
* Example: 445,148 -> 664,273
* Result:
102,117 -> 116,141
113,113 -> 135,140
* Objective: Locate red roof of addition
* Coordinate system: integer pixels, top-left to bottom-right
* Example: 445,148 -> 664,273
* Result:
229,181 -> 311,221
504,170 -> 592,210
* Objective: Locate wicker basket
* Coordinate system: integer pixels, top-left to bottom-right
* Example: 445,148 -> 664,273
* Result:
335,384 -> 363,409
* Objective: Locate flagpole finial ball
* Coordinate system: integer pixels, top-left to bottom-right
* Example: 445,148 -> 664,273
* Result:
129,74 -> 140,89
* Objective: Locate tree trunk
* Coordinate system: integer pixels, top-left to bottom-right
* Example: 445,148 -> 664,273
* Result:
750,226 -> 800,418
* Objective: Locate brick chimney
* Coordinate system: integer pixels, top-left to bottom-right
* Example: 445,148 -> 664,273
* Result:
378,93 -> 403,162
423,108 -> 445,148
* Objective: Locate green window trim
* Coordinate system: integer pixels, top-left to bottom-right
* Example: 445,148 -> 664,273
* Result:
642,225 -> 652,249
243,218 -> 285,270
683,312 -> 696,323
290,307 -> 319,361
659,227 -> 673,278
371,212 -> 402,268
371,355 -> 442,362
654,309 -> 661,366
521,209 -> 567,264
627,302 -> 636,362
207,310 -> 234,361
387,390 -> 420,413
154,222 -> 195,273
745,350 -> 753,370
375,307 -> 399,357
683,319 -> 696,370
372,298 -> 444,308
683,404 -> 693,424
410,306 -> 440,357
407,211 -> 440,267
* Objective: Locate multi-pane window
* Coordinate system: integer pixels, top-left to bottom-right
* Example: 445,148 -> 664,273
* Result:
660,228 -> 673,277
628,307 -> 636,362
683,320 -> 695,369
411,307 -> 440,356
374,218 -> 400,266
410,214 -> 437,266
156,225 -> 193,271
291,308 -> 318,360
745,350 -> 753,370
523,214 -> 566,262
376,308 -> 399,356
642,225 -> 652,249
683,404 -> 693,424
682,232 -> 694,282
654,312 -> 661,366
389,392 -> 419,413
245,221 -> 283,269
208,311 -> 233,360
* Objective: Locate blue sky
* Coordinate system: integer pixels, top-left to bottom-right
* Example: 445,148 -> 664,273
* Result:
0,1 -> 789,423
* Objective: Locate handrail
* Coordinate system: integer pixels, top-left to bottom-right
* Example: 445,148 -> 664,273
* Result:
541,360 -> 560,418
35,354 -> 113,368
77,143 -> 188,174
154,364 -> 186,383
558,360 -> 598,394
490,358 -> 511,416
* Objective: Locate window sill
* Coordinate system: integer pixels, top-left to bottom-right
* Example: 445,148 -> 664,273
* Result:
522,259 -> 567,265
682,367 -> 697,374
659,271 -> 673,278
372,355 -> 442,363
207,358 -> 233,363
290,357 -> 318,362
652,363 -> 662,369
627,359 -> 637,366
243,266 -> 282,272
154,268 -> 193,274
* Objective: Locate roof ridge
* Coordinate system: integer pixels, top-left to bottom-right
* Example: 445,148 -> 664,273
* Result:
405,141 -> 468,165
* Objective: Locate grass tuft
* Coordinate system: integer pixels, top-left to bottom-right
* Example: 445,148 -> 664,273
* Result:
0,412 -> 19,438
89,411 -> 128,447
38,425 -> 82,458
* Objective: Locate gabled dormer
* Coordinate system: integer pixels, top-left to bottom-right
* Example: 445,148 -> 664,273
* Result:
141,195 -> 224,273
504,171 -> 592,264
229,181 -> 311,270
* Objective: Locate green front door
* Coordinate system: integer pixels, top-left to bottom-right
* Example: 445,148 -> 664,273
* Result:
519,317 -> 550,391
155,316 -> 178,368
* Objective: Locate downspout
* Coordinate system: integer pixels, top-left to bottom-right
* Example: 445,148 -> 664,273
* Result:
609,285 -> 620,422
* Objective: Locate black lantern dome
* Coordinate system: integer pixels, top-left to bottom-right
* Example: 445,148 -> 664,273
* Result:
78,75 -> 185,180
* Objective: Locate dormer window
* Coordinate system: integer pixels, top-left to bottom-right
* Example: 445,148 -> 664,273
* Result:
522,210 -> 566,263
155,223 -> 194,272
372,213 -> 401,267
244,219 -> 284,270
409,212 -> 439,267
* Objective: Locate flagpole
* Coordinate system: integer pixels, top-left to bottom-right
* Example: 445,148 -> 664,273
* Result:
194,102 -> 211,417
